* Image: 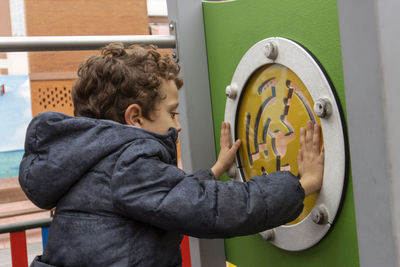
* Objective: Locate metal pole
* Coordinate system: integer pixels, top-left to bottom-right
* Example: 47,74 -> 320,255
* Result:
0,35 -> 176,52
338,0 -> 400,266
167,0 -> 225,266
0,218 -> 52,234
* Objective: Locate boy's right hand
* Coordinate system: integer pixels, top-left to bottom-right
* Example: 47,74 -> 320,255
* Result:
298,121 -> 325,196
211,122 -> 241,179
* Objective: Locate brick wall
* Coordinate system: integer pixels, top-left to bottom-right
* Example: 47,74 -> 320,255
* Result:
24,0 -> 150,116
25,0 -> 149,73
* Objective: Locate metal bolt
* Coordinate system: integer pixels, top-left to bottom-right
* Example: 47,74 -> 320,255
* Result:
314,98 -> 332,118
264,42 -> 278,60
171,51 -> 177,59
311,206 -> 328,225
169,23 -> 175,32
260,229 -> 275,241
226,163 -> 237,179
225,83 -> 238,99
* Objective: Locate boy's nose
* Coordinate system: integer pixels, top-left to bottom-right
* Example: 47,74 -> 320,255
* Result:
176,121 -> 182,132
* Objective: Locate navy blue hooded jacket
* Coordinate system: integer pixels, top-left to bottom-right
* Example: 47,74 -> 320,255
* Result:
19,112 -> 305,267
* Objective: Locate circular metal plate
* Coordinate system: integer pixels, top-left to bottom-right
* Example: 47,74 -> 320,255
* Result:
224,37 -> 346,251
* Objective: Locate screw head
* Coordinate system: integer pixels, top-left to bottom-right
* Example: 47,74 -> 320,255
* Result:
169,23 -> 175,31
311,206 -> 328,225
260,229 -> 275,241
314,98 -> 331,118
226,83 -> 238,99
264,42 -> 278,60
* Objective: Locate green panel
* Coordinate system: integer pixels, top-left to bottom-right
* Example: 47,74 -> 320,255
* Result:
202,0 -> 359,266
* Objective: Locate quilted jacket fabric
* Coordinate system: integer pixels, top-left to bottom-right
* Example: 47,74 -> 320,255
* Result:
19,112 -> 305,267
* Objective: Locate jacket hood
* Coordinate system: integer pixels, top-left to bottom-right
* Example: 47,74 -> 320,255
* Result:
19,111 -> 178,209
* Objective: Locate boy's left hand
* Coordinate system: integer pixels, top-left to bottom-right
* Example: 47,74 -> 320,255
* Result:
211,122 -> 241,179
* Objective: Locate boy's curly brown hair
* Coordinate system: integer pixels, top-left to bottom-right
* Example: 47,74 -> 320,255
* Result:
72,42 -> 183,124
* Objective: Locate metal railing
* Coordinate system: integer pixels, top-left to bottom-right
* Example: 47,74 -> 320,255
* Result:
0,34 -> 176,52
0,218 -> 52,234
0,218 -> 52,267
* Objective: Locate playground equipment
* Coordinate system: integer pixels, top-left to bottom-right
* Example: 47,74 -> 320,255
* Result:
224,37 -> 346,251
1,0 -> 399,266
168,0 -> 400,266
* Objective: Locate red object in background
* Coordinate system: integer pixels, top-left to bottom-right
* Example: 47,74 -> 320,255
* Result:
180,235 -> 192,267
0,84 -> 5,96
10,231 -> 28,267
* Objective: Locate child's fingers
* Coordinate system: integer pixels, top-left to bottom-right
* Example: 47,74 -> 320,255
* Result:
220,123 -> 225,148
220,122 -> 232,148
305,121 -> 313,151
297,149 -> 303,175
312,124 -> 321,154
221,122 -> 226,135
225,122 -> 231,135
297,149 -> 303,162
225,122 -> 232,146
231,139 -> 241,153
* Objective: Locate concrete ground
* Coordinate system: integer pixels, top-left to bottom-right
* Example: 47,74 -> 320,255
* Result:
0,241 -> 42,267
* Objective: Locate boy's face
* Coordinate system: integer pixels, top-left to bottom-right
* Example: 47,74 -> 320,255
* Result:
141,80 -> 181,135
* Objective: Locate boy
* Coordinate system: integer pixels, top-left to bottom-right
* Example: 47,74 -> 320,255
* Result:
20,43 -> 324,267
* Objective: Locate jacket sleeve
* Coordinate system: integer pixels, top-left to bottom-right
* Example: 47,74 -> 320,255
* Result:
111,144 -> 305,239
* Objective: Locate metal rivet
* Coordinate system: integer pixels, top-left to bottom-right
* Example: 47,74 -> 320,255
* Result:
260,229 -> 275,241
226,83 -> 238,99
264,42 -> 278,60
314,98 -> 332,118
311,206 -> 328,225
169,23 -> 175,31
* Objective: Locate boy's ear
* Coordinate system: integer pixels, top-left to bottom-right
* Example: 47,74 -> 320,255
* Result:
125,104 -> 143,127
